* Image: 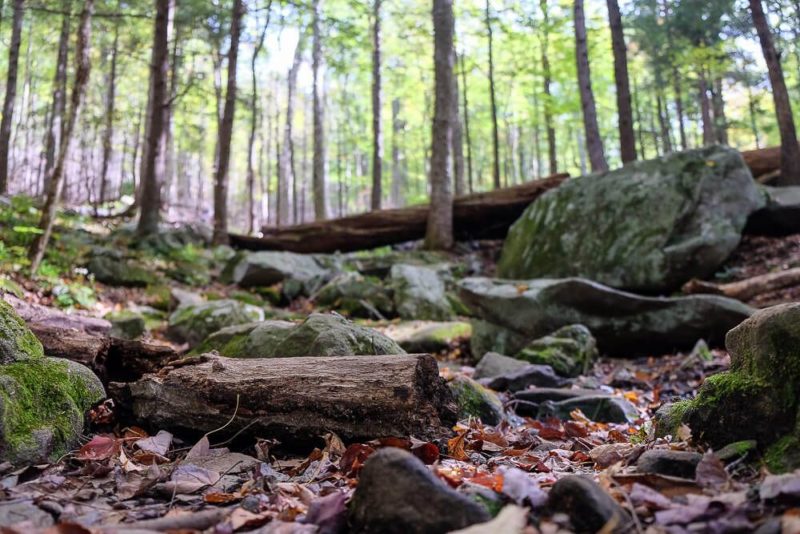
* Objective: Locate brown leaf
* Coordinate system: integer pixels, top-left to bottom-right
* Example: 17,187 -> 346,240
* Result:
340,444 -> 375,477
75,435 -> 120,462
695,451 -> 729,489
447,432 -> 469,461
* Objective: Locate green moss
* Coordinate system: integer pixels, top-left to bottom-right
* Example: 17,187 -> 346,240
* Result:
0,359 -> 103,458
693,372 -> 767,407
0,299 -> 44,363
448,376 -> 503,425
764,434 -> 800,473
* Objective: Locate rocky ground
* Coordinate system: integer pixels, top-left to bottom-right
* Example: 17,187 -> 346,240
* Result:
3,147 -> 800,533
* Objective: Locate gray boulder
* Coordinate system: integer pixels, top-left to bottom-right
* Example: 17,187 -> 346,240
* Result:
231,251 -> 333,294
194,313 -> 405,358
498,146 -> 764,293
167,299 -> 265,347
349,448 -> 490,534
460,277 -> 753,356
390,264 -> 453,321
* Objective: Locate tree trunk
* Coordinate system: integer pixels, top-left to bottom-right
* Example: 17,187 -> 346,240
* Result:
98,25 -> 119,209
426,0 -> 456,249
247,2 -> 271,234
0,0 -> 24,194
540,0 -> 557,175
711,75 -> 728,145
606,0 -> 636,164
111,354 -> 456,445
312,0 -> 327,220
459,53 -> 474,192
212,0 -> 244,245
370,0 -> 383,210
43,1 -> 71,193
747,83 -> 761,149
278,38 -> 303,226
234,173 -> 568,253
28,0 -> 95,274
698,68 -> 715,146
485,0 -> 501,189
672,66 -> 687,150
574,0 -> 608,172
451,52 -> 466,195
136,0 -> 174,237
656,87 -> 672,154
683,268 -> 800,303
390,98 -> 405,208
750,0 -> 800,185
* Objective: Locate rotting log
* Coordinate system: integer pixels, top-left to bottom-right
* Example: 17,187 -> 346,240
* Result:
109,354 -> 457,444
682,267 -> 800,302
740,145 -> 783,180
29,323 -> 178,384
229,173 -> 569,253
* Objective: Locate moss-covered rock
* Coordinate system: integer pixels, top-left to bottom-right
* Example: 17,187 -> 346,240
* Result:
660,303 -> 800,471
87,252 -> 157,287
516,324 -> 598,377
106,310 -> 146,340
167,299 -> 265,347
195,313 -> 405,358
393,321 -> 472,354
498,146 -> 764,293
230,251 -> 333,295
0,302 -> 105,464
315,272 -> 395,319
390,264 -> 454,321
448,375 -> 504,425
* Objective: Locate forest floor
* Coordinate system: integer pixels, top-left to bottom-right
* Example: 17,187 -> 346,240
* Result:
2,210 -> 800,533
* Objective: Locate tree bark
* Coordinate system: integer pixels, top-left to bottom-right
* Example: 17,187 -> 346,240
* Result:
451,52 -> 466,195
212,0 -> 244,245
136,0 -> 174,237
459,53 -> 474,192
98,24 -> 119,208
390,98 -> 405,208
606,0 -> 636,164
247,2 -> 272,234
574,0 -> 608,173
235,173 -> 567,253
698,68 -> 715,146
43,0 -> 71,192
541,21 -> 557,175
426,0 -> 456,250
28,0 -> 94,274
370,0 -> 383,210
711,75 -> 728,145
750,0 -> 800,185
312,0 -> 327,220
110,354 -> 456,444
485,0 -> 501,189
278,37 -> 304,227
0,0 -> 24,194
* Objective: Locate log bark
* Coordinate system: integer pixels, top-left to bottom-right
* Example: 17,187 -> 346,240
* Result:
110,354 -> 456,444
231,173 -> 568,253
741,145 -> 786,180
682,267 -> 800,302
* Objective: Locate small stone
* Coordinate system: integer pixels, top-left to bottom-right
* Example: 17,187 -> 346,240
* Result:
483,364 -> 567,392
548,476 -> 630,533
349,448 -> 490,534
636,449 -> 703,479
473,352 -> 529,380
448,376 -> 504,425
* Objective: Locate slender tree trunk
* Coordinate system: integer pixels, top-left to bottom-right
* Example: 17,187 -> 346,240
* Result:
212,0 -> 244,244
131,103 -> 143,194
711,75 -> 728,145
390,98 -> 405,208
672,66 -> 687,150
459,53 -> 474,193
312,0 -> 327,220
247,1 -> 271,234
574,0 -> 608,172
540,0 -> 557,175
278,37 -> 303,226
0,0 -> 24,194
164,24 -> 180,205
698,68 -> 715,146
98,25 -> 119,209
656,89 -> 672,153
750,0 -> 800,185
28,0 -> 94,273
426,0 -> 455,250
136,0 -> 174,237
485,0 -> 501,188
606,0 -> 635,164
451,52 -> 465,196
370,0 -> 383,210
747,83 -> 761,149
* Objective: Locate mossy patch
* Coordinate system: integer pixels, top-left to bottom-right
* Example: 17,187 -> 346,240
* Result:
0,298 -> 44,364
515,324 -> 597,377
764,434 -> 800,473
448,376 -> 503,425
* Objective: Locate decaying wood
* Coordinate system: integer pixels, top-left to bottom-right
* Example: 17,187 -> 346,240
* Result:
3,293 -> 111,336
682,267 -> 800,302
29,323 -> 178,383
110,354 -> 456,444
740,145 -> 793,180
229,173 -> 569,253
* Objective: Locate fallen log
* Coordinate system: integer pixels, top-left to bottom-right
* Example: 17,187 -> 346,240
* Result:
229,173 -> 569,253
682,267 -> 800,302
29,323 -> 178,383
740,145 -> 783,180
109,354 -> 456,444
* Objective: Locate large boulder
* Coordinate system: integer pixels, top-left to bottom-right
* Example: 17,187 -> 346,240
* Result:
194,313 -> 405,358
390,264 -> 454,321
460,277 -> 753,356
167,299 -> 265,347
230,251 -> 333,295
0,300 -> 105,464
660,303 -> 800,472
498,146 -> 764,293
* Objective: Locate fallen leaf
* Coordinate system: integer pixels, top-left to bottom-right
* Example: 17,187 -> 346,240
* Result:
340,444 -> 375,477
75,435 -> 120,462
163,464 -> 221,494
134,430 -> 172,456
449,505 -> 529,534
305,491 -> 348,534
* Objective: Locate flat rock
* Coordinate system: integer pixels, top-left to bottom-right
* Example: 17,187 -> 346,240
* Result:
3,294 -> 111,337
515,388 -> 638,423
231,251 -> 332,293
460,277 -> 753,356
636,449 -> 702,479
498,146 -> 764,292
482,364 -> 567,392
349,448 -> 490,534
